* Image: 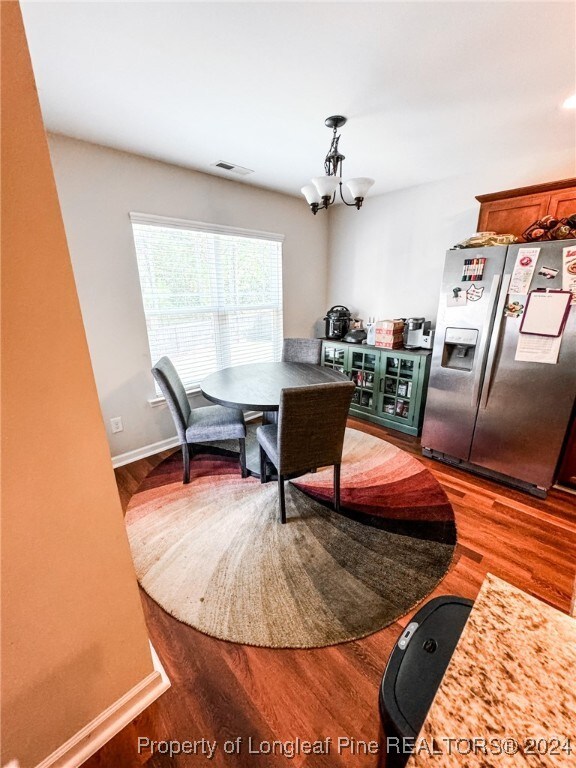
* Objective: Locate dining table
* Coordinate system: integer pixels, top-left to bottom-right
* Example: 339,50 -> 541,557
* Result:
200,361 -> 349,475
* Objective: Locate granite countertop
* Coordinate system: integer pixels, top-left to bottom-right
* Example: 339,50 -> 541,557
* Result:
406,574 -> 576,767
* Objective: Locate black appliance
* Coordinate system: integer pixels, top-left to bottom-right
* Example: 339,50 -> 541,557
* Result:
378,595 -> 473,767
324,305 -> 352,339
343,328 -> 367,344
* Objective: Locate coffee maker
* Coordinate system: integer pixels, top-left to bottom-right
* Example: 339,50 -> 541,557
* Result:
324,306 -> 352,340
403,317 -> 434,349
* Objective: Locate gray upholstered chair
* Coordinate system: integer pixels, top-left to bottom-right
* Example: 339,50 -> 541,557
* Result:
152,356 -> 247,484
256,381 -> 355,523
281,338 -> 322,365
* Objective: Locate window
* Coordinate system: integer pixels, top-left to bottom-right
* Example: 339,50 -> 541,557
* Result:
130,213 -> 283,393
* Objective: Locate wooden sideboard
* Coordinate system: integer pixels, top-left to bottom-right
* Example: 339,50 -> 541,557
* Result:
476,177 -> 576,238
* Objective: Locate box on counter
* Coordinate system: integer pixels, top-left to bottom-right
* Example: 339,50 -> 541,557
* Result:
375,338 -> 404,349
376,329 -> 404,338
376,338 -> 404,349
375,319 -> 404,348
376,319 -> 405,332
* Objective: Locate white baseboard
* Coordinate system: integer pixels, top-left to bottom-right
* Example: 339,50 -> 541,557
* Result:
111,411 -> 262,468
35,643 -> 170,768
112,435 -> 180,468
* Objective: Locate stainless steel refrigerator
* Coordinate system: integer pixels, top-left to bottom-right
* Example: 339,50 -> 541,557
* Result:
422,239 -> 576,497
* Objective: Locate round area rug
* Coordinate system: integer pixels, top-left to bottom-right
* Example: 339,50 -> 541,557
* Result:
126,427 -> 456,648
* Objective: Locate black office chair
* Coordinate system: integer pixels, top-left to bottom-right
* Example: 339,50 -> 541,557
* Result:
152,356 -> 247,484
281,338 -> 322,365
256,381 -> 355,523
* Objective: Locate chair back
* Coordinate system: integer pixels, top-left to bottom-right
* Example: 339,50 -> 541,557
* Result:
281,338 -> 322,365
151,357 -> 191,443
277,381 -> 355,475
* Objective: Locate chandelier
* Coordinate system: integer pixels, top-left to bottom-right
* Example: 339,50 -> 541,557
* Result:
301,116 -> 374,215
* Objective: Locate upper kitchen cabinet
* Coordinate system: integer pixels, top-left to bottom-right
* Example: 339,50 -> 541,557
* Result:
476,178 -> 576,238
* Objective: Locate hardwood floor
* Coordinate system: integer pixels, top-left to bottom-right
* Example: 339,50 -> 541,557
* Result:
84,420 -> 576,768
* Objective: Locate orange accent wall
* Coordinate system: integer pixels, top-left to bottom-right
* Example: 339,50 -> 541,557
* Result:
1,3 -> 154,765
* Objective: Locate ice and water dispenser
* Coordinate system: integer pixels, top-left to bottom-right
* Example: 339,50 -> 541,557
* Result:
441,327 -> 479,371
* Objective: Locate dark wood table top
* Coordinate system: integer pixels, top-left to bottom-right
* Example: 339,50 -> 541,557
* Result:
200,362 -> 349,411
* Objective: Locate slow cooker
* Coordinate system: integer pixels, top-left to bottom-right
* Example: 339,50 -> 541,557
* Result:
324,305 -> 352,340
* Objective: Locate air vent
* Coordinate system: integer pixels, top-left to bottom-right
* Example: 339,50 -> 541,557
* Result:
211,161 -> 254,176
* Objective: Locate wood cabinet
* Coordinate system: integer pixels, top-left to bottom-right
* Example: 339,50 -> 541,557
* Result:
321,341 -> 431,436
476,178 -> 576,238
557,415 -> 576,490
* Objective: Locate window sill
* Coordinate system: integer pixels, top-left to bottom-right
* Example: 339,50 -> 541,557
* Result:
149,390 -> 261,423
149,389 -> 260,421
148,386 -> 201,408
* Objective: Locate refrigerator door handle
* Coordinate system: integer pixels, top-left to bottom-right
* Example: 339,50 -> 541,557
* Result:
471,273 -> 502,408
479,273 -> 512,410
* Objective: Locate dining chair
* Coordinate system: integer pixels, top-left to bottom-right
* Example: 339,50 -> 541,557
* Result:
152,356 -> 247,484
256,381 -> 355,523
281,338 -> 322,365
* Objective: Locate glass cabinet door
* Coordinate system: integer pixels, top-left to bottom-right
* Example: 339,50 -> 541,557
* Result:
400,358 -> 415,377
351,350 -> 376,372
322,345 -> 347,374
350,349 -> 377,411
379,354 -> 419,423
322,342 -> 431,436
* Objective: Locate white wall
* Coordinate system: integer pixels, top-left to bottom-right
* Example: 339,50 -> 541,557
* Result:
48,135 -> 328,459
327,147 -> 576,324
50,133 -> 574,462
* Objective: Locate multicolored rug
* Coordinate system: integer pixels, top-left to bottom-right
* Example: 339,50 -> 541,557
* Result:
125,427 -> 456,648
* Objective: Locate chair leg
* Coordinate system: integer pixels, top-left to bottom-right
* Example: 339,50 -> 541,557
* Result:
259,445 -> 268,483
182,443 -> 190,484
334,463 -> 341,512
278,474 -> 286,524
239,438 -> 247,478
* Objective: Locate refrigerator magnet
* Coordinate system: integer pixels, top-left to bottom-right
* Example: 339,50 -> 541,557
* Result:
519,290 -> 571,337
466,284 -> 484,301
538,265 -> 559,280
461,257 -> 486,281
447,287 -> 467,307
504,300 -> 524,318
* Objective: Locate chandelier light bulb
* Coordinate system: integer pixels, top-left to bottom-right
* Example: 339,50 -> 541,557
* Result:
301,184 -> 321,205
312,175 -> 341,199
563,94 -> 576,109
345,177 -> 375,201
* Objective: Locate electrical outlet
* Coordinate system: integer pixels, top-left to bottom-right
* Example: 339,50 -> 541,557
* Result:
110,416 -> 123,434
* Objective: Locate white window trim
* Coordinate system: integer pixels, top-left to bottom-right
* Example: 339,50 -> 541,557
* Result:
131,211 -> 284,398
148,386 -> 201,408
129,211 -> 284,243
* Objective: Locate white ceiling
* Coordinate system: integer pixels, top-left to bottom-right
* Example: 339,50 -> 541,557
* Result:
21,1 -> 576,199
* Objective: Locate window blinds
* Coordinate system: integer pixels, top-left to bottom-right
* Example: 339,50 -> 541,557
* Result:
130,214 -> 284,393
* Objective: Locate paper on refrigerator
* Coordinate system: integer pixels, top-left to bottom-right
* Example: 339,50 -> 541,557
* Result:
509,247 -> 539,294
562,245 -> 576,304
515,333 -> 561,364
